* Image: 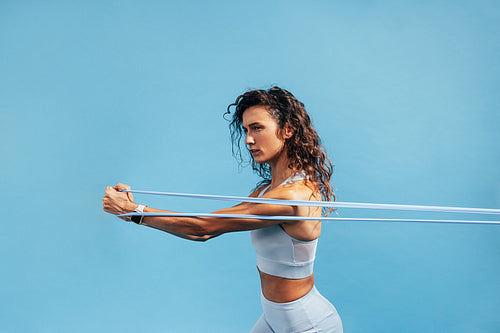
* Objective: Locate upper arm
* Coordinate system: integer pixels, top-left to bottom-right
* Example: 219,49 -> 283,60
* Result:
202,183 -> 317,235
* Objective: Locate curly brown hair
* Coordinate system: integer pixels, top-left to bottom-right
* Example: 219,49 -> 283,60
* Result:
225,87 -> 335,214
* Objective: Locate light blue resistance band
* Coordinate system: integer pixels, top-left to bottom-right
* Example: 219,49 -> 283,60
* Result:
119,189 -> 500,225
118,212 -> 500,225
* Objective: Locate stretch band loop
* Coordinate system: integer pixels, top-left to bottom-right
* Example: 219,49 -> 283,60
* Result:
118,212 -> 500,225
121,190 -> 500,215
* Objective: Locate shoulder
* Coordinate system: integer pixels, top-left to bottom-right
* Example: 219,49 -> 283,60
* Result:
262,180 -> 321,202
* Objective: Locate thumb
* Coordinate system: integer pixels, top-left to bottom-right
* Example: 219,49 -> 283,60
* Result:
114,183 -> 134,202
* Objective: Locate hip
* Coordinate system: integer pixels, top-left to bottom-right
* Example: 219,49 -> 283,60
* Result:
260,285 -> 342,333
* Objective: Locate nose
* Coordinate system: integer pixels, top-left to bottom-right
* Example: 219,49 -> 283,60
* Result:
245,133 -> 254,146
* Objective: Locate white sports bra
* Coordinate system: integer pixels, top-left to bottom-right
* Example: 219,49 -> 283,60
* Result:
250,172 -> 318,279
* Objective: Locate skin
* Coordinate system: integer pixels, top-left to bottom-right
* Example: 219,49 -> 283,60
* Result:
103,105 -> 322,303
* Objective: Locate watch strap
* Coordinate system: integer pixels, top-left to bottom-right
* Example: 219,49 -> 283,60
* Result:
131,204 -> 147,224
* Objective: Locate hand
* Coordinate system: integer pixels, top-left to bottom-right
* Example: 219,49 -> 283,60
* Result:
102,183 -> 138,221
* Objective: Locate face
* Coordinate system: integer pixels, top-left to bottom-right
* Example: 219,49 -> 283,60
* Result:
242,106 -> 289,164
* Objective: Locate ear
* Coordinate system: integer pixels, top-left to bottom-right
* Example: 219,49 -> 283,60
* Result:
283,123 -> 295,140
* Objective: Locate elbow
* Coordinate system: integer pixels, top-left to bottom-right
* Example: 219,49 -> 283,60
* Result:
188,220 -> 220,237
181,217 -> 223,239
184,223 -> 211,237
184,224 -> 219,240
193,236 -> 211,242
192,233 -> 219,242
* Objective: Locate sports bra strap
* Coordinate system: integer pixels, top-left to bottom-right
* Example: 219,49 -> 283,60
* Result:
258,171 -> 307,197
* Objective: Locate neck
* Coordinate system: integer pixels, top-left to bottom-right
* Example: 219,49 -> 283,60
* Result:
268,150 -> 295,189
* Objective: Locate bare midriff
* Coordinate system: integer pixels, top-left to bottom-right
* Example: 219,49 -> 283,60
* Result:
258,268 -> 315,303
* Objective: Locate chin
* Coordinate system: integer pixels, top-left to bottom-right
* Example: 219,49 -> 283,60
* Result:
252,156 -> 267,164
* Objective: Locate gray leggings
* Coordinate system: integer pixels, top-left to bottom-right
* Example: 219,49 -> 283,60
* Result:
250,286 -> 342,333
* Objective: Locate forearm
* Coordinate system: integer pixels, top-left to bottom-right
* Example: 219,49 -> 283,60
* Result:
140,207 -> 216,237
138,203 -> 293,237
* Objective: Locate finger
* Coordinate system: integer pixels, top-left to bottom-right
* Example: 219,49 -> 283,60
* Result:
114,183 -> 134,201
105,186 -> 116,194
115,183 -> 131,191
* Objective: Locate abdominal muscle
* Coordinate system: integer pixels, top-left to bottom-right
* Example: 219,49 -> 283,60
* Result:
259,268 -> 315,303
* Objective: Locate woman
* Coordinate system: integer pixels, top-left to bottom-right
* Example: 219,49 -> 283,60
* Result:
103,87 -> 343,332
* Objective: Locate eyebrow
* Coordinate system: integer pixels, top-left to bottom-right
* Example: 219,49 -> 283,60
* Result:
243,122 -> 262,129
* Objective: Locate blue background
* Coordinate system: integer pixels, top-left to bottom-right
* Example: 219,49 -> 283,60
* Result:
1,1 -> 499,332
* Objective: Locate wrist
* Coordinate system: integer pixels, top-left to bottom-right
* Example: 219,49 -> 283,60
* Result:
126,202 -> 139,213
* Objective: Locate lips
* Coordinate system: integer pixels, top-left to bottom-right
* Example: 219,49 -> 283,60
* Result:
250,149 -> 260,156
